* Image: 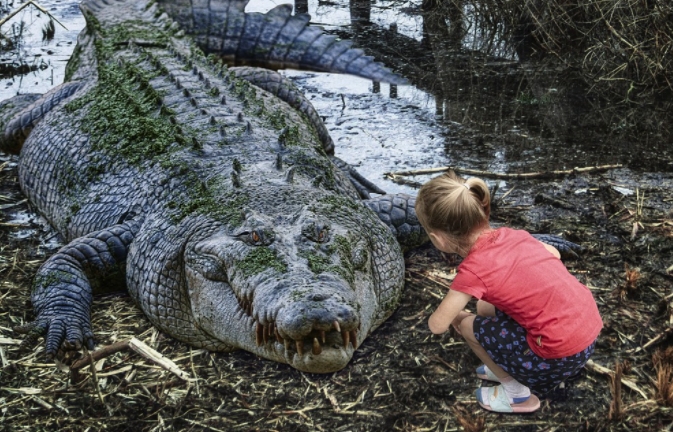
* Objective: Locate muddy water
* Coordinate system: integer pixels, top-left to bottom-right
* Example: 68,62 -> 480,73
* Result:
0,0 -> 85,97
0,0 -> 670,199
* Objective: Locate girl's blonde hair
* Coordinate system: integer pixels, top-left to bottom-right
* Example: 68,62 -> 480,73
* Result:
415,171 -> 491,237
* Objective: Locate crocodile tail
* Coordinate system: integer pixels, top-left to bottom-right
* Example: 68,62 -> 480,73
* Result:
0,82 -> 83,154
158,0 -> 408,85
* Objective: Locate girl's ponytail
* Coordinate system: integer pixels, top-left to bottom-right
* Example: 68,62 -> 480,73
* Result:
415,172 -> 490,237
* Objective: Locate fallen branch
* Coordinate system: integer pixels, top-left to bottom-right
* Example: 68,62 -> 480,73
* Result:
627,327 -> 673,354
70,338 -> 194,382
0,1 -> 68,30
385,164 -> 623,181
585,360 -> 649,399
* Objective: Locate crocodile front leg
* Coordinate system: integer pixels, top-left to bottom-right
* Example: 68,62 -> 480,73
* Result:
331,156 -> 387,199
15,217 -> 142,356
365,194 -> 428,250
532,234 -> 582,258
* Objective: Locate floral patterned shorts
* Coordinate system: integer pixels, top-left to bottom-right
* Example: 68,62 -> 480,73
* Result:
473,309 -> 596,395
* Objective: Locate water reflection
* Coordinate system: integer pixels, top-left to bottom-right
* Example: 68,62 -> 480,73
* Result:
332,0 -> 672,172
0,0 -> 669,174
0,0 -> 85,99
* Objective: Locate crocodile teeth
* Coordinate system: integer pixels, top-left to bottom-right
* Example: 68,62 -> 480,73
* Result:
333,321 -> 341,332
284,338 -> 290,352
320,330 -> 326,344
262,325 -> 268,344
312,338 -> 322,356
350,330 -> 358,349
296,340 -> 304,356
275,328 -> 283,343
256,323 -> 263,346
342,330 -> 350,348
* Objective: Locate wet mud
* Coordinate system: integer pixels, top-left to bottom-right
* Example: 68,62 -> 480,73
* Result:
1,0 -> 673,431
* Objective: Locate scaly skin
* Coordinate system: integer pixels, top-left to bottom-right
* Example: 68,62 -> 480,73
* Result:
2,0 -> 424,373
1,0 -> 580,372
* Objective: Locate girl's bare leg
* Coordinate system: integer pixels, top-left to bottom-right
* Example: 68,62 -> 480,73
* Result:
459,315 -> 510,379
476,300 -> 496,317
459,314 -> 536,408
451,310 -> 473,336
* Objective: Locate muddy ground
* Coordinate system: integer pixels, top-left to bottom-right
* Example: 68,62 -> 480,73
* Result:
1,0 -> 673,430
1,152 -> 672,431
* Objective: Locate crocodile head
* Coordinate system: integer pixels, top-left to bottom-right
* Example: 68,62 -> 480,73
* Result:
183,188 -> 404,373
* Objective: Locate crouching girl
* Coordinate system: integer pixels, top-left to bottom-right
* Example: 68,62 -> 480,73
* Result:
415,173 -> 602,413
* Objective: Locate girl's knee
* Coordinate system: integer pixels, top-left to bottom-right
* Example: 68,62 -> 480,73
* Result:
459,315 -> 476,338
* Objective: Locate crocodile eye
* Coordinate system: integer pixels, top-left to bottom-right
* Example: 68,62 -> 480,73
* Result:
240,229 -> 274,246
303,222 -> 330,243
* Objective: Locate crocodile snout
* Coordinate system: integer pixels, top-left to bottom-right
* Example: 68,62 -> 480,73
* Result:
254,287 -> 361,359
278,290 -> 358,334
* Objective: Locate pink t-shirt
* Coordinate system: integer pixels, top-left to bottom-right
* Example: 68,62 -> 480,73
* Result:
451,228 -> 602,358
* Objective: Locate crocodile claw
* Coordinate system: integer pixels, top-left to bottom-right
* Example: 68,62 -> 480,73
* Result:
330,156 -> 386,199
532,234 -> 582,259
14,314 -> 95,357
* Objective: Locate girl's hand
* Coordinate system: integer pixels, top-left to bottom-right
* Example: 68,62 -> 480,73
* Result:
428,290 -> 472,334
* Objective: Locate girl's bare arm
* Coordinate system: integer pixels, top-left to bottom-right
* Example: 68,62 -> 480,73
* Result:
428,289 -> 472,334
541,242 -> 561,259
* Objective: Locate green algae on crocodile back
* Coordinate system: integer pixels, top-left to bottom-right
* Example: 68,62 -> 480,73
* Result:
2,0 -> 427,373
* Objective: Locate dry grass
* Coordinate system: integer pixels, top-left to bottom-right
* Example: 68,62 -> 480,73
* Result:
653,347 -> 673,407
2,155 -> 673,430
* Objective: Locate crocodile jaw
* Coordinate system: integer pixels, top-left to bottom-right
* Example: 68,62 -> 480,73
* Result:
186,267 -> 371,373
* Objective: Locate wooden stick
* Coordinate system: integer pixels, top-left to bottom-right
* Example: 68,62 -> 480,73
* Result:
70,340 -> 130,371
70,338 -> 193,382
0,0 -> 68,30
585,360 -> 649,399
627,327 -> 673,354
127,337 -> 193,381
385,164 -> 623,181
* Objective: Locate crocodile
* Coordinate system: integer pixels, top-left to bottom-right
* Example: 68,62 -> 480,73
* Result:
0,0 -> 428,373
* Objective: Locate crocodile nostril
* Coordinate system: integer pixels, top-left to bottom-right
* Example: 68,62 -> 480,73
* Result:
309,293 -> 329,302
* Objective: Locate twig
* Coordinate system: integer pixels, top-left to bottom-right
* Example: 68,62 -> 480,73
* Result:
70,338 -> 193,382
86,348 -> 113,416
628,327 -> 673,354
128,338 -> 193,382
585,360 -> 649,399
608,361 -> 623,420
70,340 -> 130,371
385,164 -> 623,181
0,1 -> 68,31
